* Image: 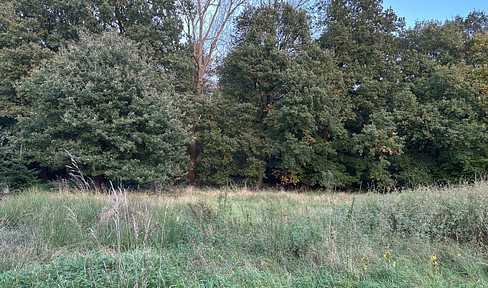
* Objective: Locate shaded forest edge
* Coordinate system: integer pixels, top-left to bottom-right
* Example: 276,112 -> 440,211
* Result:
1,0 -> 487,191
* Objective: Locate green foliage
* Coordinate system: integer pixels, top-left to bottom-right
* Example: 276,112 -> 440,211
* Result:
194,95 -> 243,185
316,0 -> 407,188
396,64 -> 487,182
212,3 -> 351,187
0,1 -> 55,120
20,33 -> 189,185
0,0 -> 188,120
96,0 -> 193,92
0,0 -> 190,186
197,1 -> 488,188
357,184 -> 488,244
0,0 -> 487,188
389,152 -> 436,187
0,132 -> 37,190
402,20 -> 465,65
455,10 -> 488,39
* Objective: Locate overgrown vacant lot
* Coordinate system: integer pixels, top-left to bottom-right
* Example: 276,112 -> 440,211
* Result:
1,183 -> 488,287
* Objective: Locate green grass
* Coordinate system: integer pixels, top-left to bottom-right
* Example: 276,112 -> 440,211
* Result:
0,183 -> 487,287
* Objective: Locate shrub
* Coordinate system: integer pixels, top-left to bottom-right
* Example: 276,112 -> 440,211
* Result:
19,32 -> 189,186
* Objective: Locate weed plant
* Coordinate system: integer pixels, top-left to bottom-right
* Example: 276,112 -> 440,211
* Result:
0,183 -> 487,287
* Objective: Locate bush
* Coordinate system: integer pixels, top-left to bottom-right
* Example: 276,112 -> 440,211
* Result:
19,32 -> 189,186
0,133 -> 36,190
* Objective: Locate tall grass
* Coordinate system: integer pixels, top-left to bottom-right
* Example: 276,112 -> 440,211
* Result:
0,183 -> 487,287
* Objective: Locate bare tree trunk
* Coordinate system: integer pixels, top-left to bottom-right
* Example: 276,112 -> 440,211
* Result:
95,175 -> 104,191
182,0 -> 244,94
257,176 -> 264,187
40,166 -> 49,183
256,91 -> 269,187
257,151 -> 266,187
180,0 -> 246,185
187,121 -> 198,185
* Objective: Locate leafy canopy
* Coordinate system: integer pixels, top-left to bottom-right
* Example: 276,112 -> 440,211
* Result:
20,33 -> 189,185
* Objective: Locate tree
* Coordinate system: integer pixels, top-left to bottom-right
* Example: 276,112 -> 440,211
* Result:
178,0 -> 246,185
97,0 -> 194,92
0,0 -> 95,183
0,132 -> 37,190
465,31 -> 488,122
317,0 -> 405,187
393,15 -> 488,186
179,0 -> 246,93
455,10 -> 488,39
215,2 -> 350,188
0,0 -> 188,121
391,64 -> 487,184
0,0 -> 88,124
193,94 -> 242,185
402,20 -> 464,65
20,33 -> 189,188
463,31 -> 488,176
1,0 -> 189,183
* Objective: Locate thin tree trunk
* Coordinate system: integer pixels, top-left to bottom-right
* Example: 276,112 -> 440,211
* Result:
40,166 -> 49,183
257,151 -> 266,187
257,176 -> 264,187
181,0 -> 245,185
187,114 -> 199,185
256,92 -> 269,187
188,141 -> 197,185
95,175 -> 103,191
323,127 -> 329,139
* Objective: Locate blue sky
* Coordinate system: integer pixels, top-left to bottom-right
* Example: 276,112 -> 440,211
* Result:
382,0 -> 488,28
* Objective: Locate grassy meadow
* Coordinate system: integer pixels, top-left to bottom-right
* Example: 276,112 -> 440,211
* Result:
0,182 -> 488,287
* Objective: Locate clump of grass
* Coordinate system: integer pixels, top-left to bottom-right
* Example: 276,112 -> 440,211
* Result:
355,183 -> 488,244
0,182 -> 487,286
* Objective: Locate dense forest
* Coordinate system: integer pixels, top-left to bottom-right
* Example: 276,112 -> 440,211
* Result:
1,0 -> 487,190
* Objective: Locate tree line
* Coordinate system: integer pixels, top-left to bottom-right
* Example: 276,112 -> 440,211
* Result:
1,0 -> 487,190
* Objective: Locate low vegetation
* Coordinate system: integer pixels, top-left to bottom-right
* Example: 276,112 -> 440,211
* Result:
1,182 -> 487,287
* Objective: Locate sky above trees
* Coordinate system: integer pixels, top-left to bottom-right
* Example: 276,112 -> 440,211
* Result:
383,0 -> 488,27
